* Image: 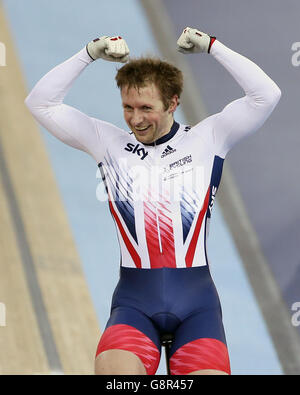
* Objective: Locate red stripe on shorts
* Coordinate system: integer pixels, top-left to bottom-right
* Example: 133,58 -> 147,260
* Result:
170,338 -> 231,375
96,324 -> 160,375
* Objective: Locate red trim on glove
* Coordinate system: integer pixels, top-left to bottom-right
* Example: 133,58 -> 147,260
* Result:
208,37 -> 216,53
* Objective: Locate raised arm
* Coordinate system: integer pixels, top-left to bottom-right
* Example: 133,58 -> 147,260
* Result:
25,36 -> 129,162
177,27 -> 281,157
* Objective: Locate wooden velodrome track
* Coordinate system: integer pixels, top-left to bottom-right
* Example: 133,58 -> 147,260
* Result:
0,5 -> 100,374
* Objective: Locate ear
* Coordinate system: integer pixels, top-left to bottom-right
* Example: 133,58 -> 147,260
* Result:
168,95 -> 179,113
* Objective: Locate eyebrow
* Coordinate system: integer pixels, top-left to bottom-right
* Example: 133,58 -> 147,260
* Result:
122,103 -> 153,108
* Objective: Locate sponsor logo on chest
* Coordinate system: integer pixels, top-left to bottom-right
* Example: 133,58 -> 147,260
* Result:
124,143 -> 149,160
168,154 -> 192,170
163,155 -> 193,180
161,145 -> 177,158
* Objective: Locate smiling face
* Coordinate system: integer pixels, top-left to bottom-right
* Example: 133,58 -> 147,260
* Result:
121,83 -> 178,144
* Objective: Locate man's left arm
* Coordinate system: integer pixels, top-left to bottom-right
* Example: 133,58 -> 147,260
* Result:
177,27 -> 281,157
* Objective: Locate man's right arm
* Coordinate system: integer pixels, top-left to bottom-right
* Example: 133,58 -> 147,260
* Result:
25,36 -> 129,162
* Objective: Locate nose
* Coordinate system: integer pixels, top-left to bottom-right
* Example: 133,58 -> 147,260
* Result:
131,110 -> 144,126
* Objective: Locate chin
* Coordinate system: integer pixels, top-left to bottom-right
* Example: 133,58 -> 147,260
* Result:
134,133 -> 154,144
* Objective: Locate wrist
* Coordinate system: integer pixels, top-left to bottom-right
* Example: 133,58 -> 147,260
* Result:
86,44 -> 96,61
208,36 -> 216,53
75,46 -> 95,65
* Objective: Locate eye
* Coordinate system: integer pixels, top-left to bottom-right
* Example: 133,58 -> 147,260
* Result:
123,105 -> 133,111
142,106 -> 152,111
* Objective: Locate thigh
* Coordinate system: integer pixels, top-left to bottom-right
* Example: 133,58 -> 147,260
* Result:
95,349 -> 147,375
169,309 -> 231,375
95,306 -> 161,375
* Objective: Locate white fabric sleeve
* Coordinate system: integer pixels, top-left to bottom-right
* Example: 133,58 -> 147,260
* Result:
25,48 -> 111,163
209,40 -> 281,157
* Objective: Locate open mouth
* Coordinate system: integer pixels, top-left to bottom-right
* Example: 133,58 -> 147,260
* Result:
135,125 -> 151,134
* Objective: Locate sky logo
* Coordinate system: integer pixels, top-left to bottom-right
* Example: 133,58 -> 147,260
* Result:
124,143 -> 149,160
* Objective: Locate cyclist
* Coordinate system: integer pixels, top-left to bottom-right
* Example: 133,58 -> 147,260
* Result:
25,27 -> 281,375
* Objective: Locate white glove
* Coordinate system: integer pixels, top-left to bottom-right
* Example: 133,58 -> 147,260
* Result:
86,35 -> 129,62
177,27 -> 216,54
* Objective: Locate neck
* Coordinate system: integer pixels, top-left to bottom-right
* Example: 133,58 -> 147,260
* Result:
144,119 -> 179,146
158,115 -> 174,140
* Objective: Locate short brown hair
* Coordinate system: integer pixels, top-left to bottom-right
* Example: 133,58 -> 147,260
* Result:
115,57 -> 183,110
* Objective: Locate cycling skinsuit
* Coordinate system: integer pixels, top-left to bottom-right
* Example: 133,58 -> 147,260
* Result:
25,39 -> 281,374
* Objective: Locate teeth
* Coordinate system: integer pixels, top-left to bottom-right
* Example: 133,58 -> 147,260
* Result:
136,126 -> 149,131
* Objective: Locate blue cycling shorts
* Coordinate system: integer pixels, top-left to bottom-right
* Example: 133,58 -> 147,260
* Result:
96,265 -> 231,375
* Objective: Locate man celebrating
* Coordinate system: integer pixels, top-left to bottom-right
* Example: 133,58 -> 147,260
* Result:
25,28 -> 281,375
